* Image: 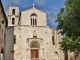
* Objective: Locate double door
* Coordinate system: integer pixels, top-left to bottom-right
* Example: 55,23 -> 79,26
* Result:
31,49 -> 39,58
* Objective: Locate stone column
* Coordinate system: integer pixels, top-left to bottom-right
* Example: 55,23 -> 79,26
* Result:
28,40 -> 31,60
40,47 -> 43,58
40,39 -> 43,59
26,39 -> 30,60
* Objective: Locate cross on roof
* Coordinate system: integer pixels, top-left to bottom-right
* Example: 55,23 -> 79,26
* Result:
32,3 -> 35,8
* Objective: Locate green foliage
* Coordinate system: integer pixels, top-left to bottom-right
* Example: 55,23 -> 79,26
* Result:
60,37 -> 80,52
56,0 -> 80,52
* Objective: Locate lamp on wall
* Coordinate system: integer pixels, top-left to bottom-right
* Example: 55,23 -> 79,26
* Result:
0,20 -> 4,24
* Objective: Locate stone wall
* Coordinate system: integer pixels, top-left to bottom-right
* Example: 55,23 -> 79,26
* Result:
13,26 -> 64,60
5,27 -> 14,60
0,0 -> 7,60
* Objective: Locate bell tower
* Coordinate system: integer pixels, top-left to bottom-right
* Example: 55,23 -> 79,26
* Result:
8,6 -> 19,26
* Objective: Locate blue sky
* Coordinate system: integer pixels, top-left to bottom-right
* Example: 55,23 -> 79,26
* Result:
2,0 -> 66,28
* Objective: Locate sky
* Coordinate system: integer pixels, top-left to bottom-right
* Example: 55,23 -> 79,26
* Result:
2,0 -> 66,28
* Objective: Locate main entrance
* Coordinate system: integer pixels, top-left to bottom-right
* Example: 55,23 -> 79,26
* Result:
30,41 -> 39,58
31,49 -> 39,58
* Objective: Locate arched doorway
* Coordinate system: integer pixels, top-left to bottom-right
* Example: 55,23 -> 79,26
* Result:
30,41 -> 40,58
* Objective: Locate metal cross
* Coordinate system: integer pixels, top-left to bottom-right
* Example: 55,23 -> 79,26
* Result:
32,3 -> 35,8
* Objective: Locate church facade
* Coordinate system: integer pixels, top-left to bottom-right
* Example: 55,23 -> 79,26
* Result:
5,5 -> 65,60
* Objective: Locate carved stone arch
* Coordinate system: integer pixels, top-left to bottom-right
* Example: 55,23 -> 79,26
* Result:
30,12 -> 38,17
30,41 -> 40,49
30,41 -> 40,58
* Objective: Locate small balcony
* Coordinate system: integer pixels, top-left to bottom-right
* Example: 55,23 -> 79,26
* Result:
31,58 -> 45,60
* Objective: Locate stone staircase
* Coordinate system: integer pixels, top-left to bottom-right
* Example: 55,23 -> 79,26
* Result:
31,58 -> 45,60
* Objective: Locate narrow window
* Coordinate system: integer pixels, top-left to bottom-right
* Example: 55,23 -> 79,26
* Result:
35,19 -> 37,25
12,18 -> 15,24
33,18 -> 34,25
52,36 -> 55,45
14,35 -> 16,44
12,9 -> 15,15
31,18 -> 32,25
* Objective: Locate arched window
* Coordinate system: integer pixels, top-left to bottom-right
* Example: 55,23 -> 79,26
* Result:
12,18 -> 15,24
33,18 -> 34,25
31,13 -> 37,25
30,41 -> 39,48
12,9 -> 15,15
35,19 -> 37,25
31,18 -> 32,25
52,36 -> 55,45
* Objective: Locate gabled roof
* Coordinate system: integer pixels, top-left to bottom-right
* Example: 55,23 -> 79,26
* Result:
0,0 -> 8,27
22,6 -> 46,14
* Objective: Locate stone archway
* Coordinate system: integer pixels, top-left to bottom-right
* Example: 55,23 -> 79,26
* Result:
30,41 -> 40,58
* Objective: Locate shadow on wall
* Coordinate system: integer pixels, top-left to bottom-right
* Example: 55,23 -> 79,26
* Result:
5,27 -> 14,60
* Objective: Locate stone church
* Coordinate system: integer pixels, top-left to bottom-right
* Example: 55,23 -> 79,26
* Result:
0,0 -> 8,60
5,5 -> 65,60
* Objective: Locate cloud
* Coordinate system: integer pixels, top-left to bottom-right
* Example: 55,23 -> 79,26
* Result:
34,0 -> 46,5
51,5 -> 60,15
12,0 -> 20,5
52,5 -> 60,11
2,0 -> 20,5
42,10 -> 55,25
43,5 -> 60,16
45,10 -> 54,15
22,4 -> 30,8
42,8 -> 59,27
47,16 -> 55,25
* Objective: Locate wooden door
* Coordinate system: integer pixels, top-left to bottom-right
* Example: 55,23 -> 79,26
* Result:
31,49 -> 39,58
